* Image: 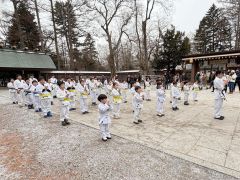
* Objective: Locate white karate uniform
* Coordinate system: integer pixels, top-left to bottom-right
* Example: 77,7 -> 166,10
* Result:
57,89 -> 70,122
130,87 -> 136,111
145,81 -> 151,100
192,83 -> 199,101
183,85 -> 190,103
37,83 -> 52,116
156,88 -> 165,114
121,82 -> 128,102
50,77 -> 58,97
98,103 -> 112,140
7,82 -> 17,103
14,79 -> 25,106
171,86 -> 181,108
23,83 -> 33,106
30,85 -> 41,111
65,82 -> 76,109
133,92 -> 144,122
77,83 -> 89,113
89,81 -> 97,103
111,88 -> 122,118
214,77 -> 225,118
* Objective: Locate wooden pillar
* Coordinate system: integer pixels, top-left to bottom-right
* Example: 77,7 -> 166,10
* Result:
191,60 -> 199,82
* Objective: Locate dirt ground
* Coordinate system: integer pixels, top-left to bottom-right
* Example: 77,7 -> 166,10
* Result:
0,100 -> 237,180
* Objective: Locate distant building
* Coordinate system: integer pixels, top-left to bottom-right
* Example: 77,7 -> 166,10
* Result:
0,48 -> 56,86
183,50 -> 240,82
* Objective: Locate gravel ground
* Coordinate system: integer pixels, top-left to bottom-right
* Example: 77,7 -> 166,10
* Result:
0,103 -> 237,180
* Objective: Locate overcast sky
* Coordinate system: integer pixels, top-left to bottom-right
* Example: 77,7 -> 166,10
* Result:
172,0 -> 218,34
0,0 -> 219,39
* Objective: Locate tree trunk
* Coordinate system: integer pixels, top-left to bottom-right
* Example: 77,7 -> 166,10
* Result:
34,0 -> 44,51
50,0 -> 61,70
142,20 -> 149,74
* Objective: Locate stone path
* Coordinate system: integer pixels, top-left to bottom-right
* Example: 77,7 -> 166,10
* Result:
0,88 -> 240,178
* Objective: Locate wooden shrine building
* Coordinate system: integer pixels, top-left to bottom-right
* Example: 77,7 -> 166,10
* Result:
182,50 -> 240,82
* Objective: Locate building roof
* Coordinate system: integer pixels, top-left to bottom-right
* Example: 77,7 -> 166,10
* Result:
182,50 -> 240,61
0,49 -> 56,69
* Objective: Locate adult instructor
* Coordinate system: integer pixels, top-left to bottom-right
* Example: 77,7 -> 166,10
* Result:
213,71 -> 225,120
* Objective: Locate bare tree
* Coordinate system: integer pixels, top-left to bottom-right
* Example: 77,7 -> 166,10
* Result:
87,0 -> 134,76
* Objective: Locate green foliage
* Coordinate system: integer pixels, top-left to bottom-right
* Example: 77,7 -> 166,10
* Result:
194,4 -> 232,53
152,26 -> 190,73
7,1 -> 40,50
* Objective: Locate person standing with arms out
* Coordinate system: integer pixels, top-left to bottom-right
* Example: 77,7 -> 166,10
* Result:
214,71 -> 225,120
97,94 -> 113,141
50,75 -> 58,98
156,82 -> 165,117
57,82 -> 71,126
7,78 -> 17,104
14,75 -> 25,107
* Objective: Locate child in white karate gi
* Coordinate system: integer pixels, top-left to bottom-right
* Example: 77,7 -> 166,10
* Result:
98,94 -> 112,141
7,78 -> 17,104
77,79 -> 89,114
130,82 -> 136,112
23,79 -> 34,109
57,82 -> 71,126
38,77 -> 52,118
171,81 -> 181,111
133,86 -> 144,124
183,81 -> 190,105
120,80 -> 128,103
144,78 -> 151,101
31,80 -> 41,112
192,81 -> 200,102
156,82 -> 165,117
111,82 -> 122,119
89,78 -> 97,105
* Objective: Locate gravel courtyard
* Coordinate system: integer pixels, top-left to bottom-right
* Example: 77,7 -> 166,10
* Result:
0,96 -> 237,180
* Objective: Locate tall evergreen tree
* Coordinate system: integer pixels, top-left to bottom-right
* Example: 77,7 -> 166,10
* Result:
194,4 -> 232,53
7,1 -> 40,50
54,1 -> 79,69
81,33 -> 99,70
152,26 -> 191,74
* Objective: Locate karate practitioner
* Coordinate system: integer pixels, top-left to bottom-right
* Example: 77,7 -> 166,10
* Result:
183,81 -> 190,105
14,75 -> 25,107
171,81 -> 181,111
31,80 -> 41,112
23,79 -> 34,109
66,79 -> 76,111
133,86 -> 144,124
57,82 -> 71,126
37,77 -> 52,118
77,79 -> 89,114
144,78 -> 151,101
97,94 -> 112,141
192,81 -> 200,102
50,75 -> 58,98
214,71 -> 225,120
120,80 -> 128,103
156,82 -> 165,117
7,78 -> 17,104
89,78 -> 97,105
111,82 -> 122,119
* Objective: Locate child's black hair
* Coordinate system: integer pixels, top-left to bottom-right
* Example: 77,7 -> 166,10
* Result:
32,80 -> 38,84
135,86 -> 141,92
38,76 -> 45,82
98,94 -> 108,102
58,81 -> 65,87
